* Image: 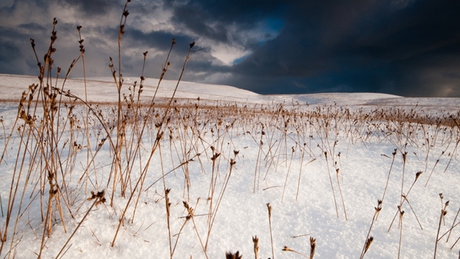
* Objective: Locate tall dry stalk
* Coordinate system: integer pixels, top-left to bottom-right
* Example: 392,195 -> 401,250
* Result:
281,146 -> 295,202
267,203 -> 275,259
253,235 -> 259,259
310,237 -> 316,259
324,151 -> 339,218
335,168 -> 348,220
434,196 -> 449,259
397,207 -> 404,259
253,124 -> 264,193
360,200 -> 381,259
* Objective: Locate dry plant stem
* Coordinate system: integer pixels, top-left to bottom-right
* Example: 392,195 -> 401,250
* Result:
446,208 -> 460,242
267,203 -> 275,259
425,158 -> 441,187
442,139 -> 459,174
324,152 -> 339,218
310,237 -> 316,259
335,168 -> 348,220
451,237 -> 459,251
253,125 -> 264,193
439,222 -> 460,241
388,171 -> 422,232
0,193 -> 3,217
0,118 -> 23,255
295,147 -> 305,201
206,148 -> 220,230
282,246 -> 309,258
398,209 -> 404,259
204,159 -> 236,251
77,25 -> 97,194
110,0 -> 131,203
401,195 -> 423,230
296,158 -> 316,201
184,202 -> 209,259
381,149 -> 397,203
360,200 -> 381,259
281,147 -> 294,202
164,188 -> 173,258
54,197 -> 101,259
400,152 -> 407,203
253,236 -> 259,259
434,200 -> 449,259
171,217 -> 190,257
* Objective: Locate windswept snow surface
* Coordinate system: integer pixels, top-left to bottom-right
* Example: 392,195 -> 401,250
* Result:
0,74 -> 459,258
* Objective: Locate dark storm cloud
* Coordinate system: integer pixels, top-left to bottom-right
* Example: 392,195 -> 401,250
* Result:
168,0 -> 285,48
1,0 -> 460,97
231,0 -> 460,96
60,0 -> 118,16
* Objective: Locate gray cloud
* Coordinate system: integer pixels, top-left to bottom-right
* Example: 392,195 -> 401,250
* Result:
1,0 -> 460,97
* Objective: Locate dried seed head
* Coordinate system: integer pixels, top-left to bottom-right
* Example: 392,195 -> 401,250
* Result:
415,171 -> 422,180
310,237 -> 316,258
282,246 -> 292,252
364,236 -> 374,253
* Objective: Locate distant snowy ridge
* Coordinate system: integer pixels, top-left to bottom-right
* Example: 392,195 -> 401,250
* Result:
1,74 -> 459,108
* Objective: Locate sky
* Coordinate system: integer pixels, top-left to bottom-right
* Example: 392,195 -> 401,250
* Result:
1,0 -> 460,97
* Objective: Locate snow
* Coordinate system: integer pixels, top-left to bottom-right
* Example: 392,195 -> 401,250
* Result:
0,74 -> 459,258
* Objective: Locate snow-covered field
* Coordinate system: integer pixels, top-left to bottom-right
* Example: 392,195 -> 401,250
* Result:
0,74 -> 459,258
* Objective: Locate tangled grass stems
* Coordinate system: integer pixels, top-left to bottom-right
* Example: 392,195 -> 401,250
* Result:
111,41 -> 195,247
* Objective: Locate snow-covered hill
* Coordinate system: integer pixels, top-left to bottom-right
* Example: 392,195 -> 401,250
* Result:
0,74 -> 459,258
